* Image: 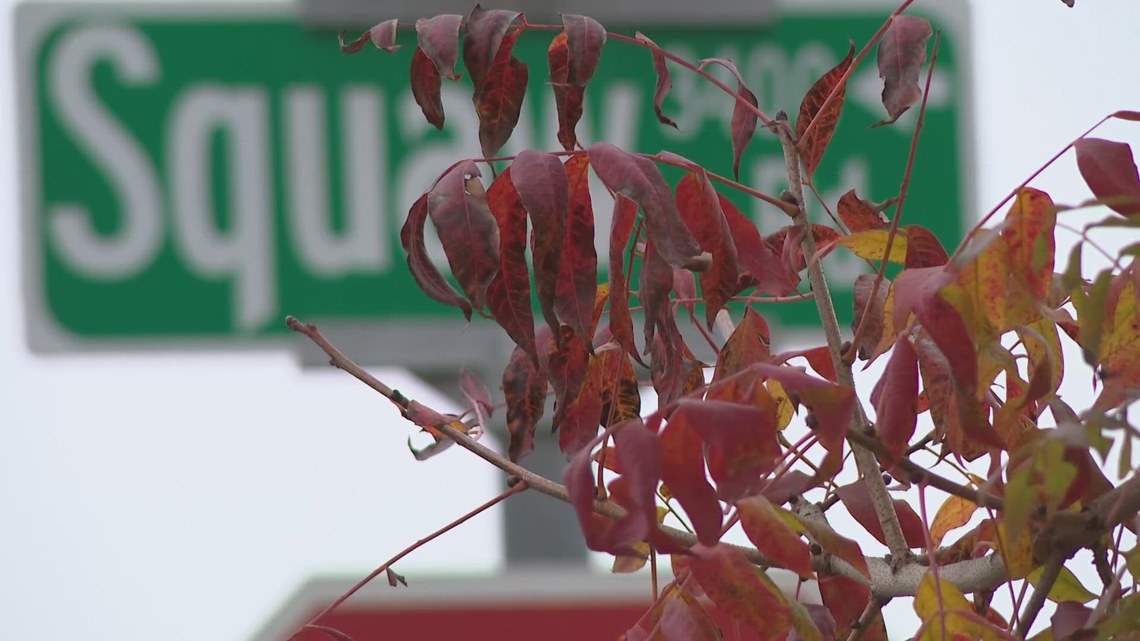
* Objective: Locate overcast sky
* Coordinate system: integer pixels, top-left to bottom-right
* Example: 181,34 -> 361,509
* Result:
2,1 -> 1139,640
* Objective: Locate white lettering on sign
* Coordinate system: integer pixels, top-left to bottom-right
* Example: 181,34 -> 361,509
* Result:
167,85 -> 274,332
284,85 -> 391,276
46,24 -> 163,277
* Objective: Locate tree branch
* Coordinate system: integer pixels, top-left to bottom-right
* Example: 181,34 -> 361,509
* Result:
774,112 -> 912,564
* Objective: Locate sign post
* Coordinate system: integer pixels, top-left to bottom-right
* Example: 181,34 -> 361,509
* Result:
17,1 -> 972,356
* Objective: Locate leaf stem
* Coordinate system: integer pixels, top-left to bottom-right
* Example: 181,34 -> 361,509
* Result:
775,112 -> 913,564
844,31 -> 941,363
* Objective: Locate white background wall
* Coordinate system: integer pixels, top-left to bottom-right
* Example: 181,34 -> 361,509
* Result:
1,1 -> 1139,640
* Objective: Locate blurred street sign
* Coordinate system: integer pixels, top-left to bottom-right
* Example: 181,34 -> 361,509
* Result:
16,1 -> 972,352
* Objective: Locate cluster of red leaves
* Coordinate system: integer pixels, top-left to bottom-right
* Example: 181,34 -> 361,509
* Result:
348,8 -> 1140,641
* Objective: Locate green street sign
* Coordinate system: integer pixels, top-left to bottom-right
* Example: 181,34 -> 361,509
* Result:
17,2 -> 972,351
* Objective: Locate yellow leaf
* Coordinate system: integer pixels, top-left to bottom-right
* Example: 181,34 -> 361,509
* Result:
915,572 -> 972,621
835,229 -> 908,263
1026,564 -> 1096,604
930,495 -> 979,547
996,521 -> 1035,580
767,379 -> 795,430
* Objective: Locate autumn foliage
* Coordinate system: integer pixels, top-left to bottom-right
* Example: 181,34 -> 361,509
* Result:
298,3 -> 1140,641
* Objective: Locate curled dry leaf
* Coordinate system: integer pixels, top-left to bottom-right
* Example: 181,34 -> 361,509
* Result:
415,14 -> 463,79
409,49 -> 445,130
875,15 -> 933,126
463,5 -> 519,97
399,193 -> 473,320
338,18 -> 400,54
426,161 -> 500,310
796,43 -> 854,178
547,32 -> 584,151
699,57 -> 758,181
837,189 -> 889,233
636,32 -> 678,128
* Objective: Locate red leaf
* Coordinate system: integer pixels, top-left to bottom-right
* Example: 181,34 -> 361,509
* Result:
819,574 -> 875,640
801,345 -> 839,383
835,482 -> 925,548
660,416 -> 722,545
837,189 -> 889,233
427,161 -> 500,310
721,196 -> 799,296
556,154 -> 599,342
549,327 -> 591,438
649,313 -> 688,405
915,337 -> 1003,459
459,367 -> 494,418
671,398 -> 780,501
511,150 -> 568,334
409,49 -> 445,130
1111,110 -> 1140,121
474,29 -> 528,159
596,345 -> 642,426
767,224 -> 842,273
875,15 -> 932,125
871,333 -> 919,463
796,43 -> 854,178
763,470 -> 815,505
751,363 -> 855,454
502,341 -> 548,461
641,240 -> 676,345
902,225 -> 949,268
608,419 -> 665,553
700,58 -> 758,181
1075,138 -> 1140,216
565,444 -> 609,549
485,167 -> 536,360
609,195 -> 641,363
399,194 -> 473,320
658,592 -> 721,641
588,143 -> 704,270
672,268 -> 698,319
636,32 -> 678,128
462,5 -> 518,96
415,14 -> 463,80
712,307 -> 771,383
688,544 -> 792,641
738,495 -> 813,578
338,19 -> 400,54
562,14 -> 606,85
559,358 -> 604,456
548,32 -> 585,151
894,268 -> 976,390
676,172 -> 741,328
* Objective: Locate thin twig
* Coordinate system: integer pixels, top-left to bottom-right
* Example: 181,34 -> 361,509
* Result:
1015,552 -> 1065,639
775,112 -> 912,563
844,31 -> 941,363
291,481 -> 529,640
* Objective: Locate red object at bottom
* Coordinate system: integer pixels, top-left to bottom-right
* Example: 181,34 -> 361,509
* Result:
295,603 -> 652,640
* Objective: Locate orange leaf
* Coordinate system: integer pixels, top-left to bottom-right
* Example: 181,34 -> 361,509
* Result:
929,495 -> 978,547
1001,188 -> 1057,301
796,43 -> 854,178
712,307 -> 771,383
